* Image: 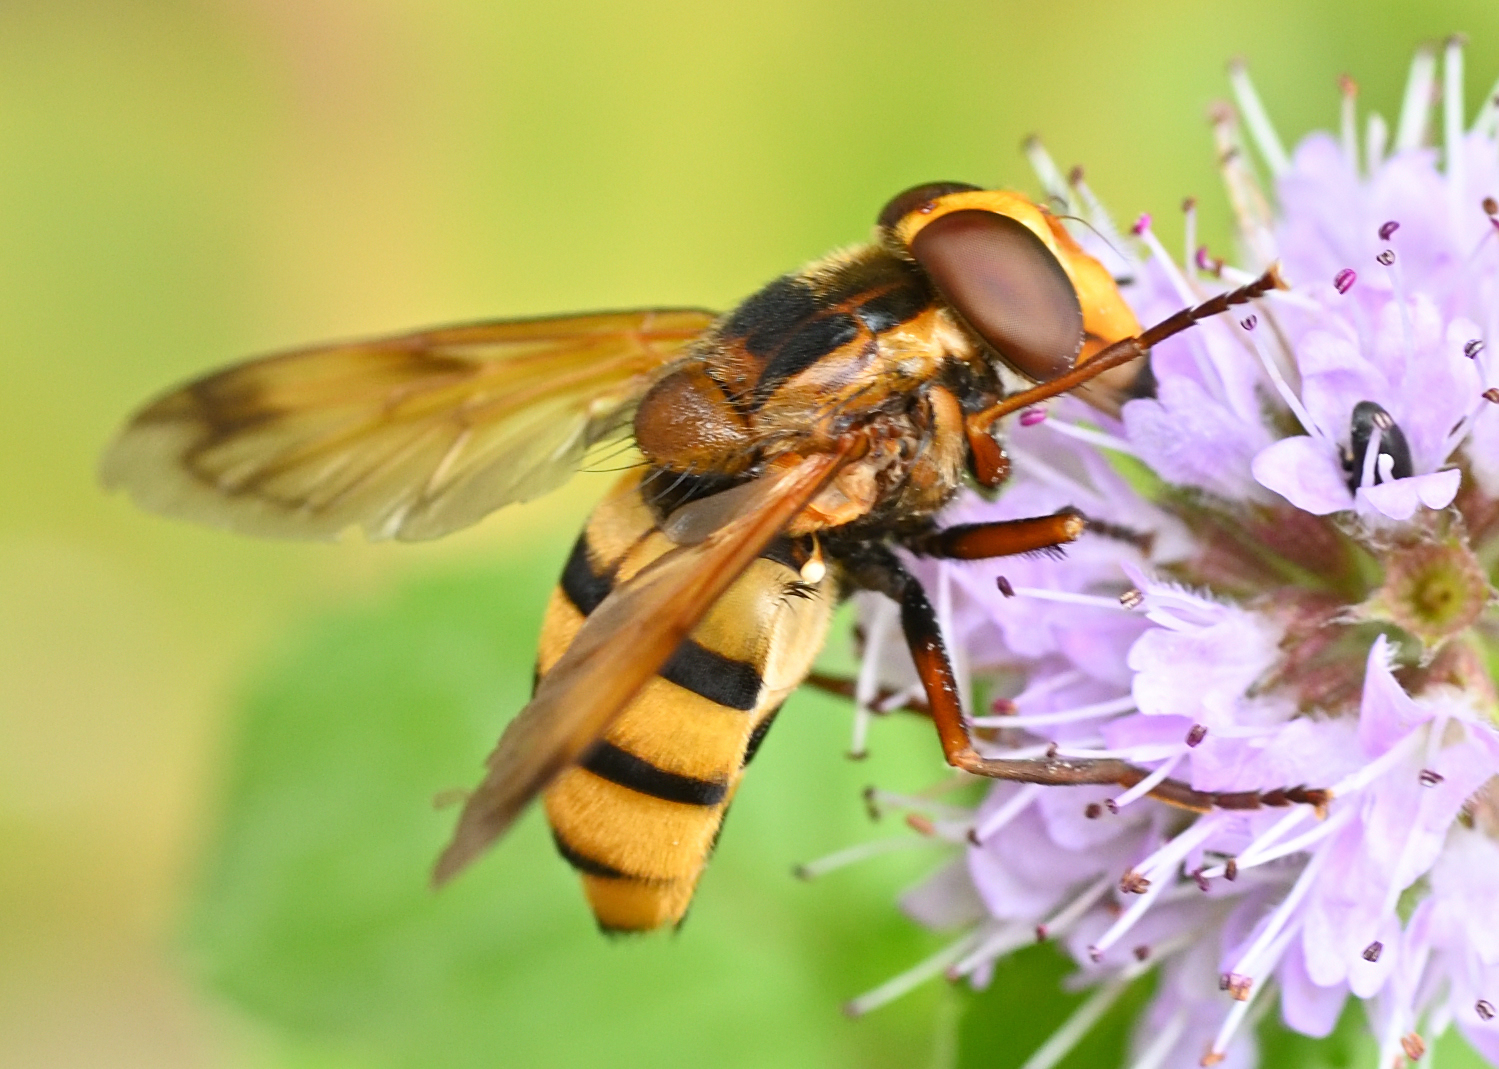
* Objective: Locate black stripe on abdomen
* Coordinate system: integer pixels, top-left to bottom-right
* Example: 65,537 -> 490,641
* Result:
560,532 -> 612,615
551,829 -> 632,879
660,639 -> 762,710
580,740 -> 729,806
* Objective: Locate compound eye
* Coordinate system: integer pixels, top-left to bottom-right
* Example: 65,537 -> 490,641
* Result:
910,209 -> 1084,382
876,181 -> 982,230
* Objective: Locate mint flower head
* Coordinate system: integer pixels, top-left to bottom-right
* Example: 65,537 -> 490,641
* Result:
840,39 -> 1499,1069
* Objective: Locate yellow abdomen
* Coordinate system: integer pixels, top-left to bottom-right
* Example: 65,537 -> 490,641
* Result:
538,471 -> 835,931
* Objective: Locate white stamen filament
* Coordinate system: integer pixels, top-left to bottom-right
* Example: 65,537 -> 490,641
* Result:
865,788 -> 974,823
1070,173 -> 1133,271
1054,743 -> 1183,762
1109,752 -> 1185,810
1342,77 -> 1361,174
843,927 -> 989,1016
1005,587 -> 1136,611
971,695 -> 1136,729
852,600 -> 898,757
1017,978 -> 1132,1069
1184,199 -> 1199,280
1208,928 -> 1295,1063
1472,70 -> 1499,136
1377,452 -> 1395,483
1246,329 -> 1324,439
971,783 -> 1044,843
1445,37 -> 1467,239
1137,224 -> 1200,305
1229,843 -> 1329,979
1090,818 -> 1224,959
1013,668 -> 1087,707
1367,111 -> 1390,169
947,923 -> 1034,980
1327,729 -> 1425,796
1395,45 -> 1438,153
1128,1009 -> 1189,1069
1038,875 -> 1114,940
1202,806 -> 1355,881
1229,60 -> 1291,176
1041,417 -> 1141,457
1024,137 -> 1076,215
795,834 -> 951,881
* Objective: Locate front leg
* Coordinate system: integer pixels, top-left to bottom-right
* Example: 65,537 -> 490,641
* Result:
905,509 -> 1086,560
837,544 -> 1329,814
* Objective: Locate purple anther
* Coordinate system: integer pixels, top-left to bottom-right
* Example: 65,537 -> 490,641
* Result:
1186,724 -> 1208,747
1466,339 -> 1486,359
1379,220 -> 1400,240
1478,999 -> 1495,1021
996,575 -> 1015,598
1131,213 -> 1152,235
1484,388 -> 1499,404
1419,769 -> 1445,787
1377,249 -> 1396,266
1363,941 -> 1383,962
1240,314 -> 1258,331
1334,268 -> 1357,294
1019,406 -> 1047,427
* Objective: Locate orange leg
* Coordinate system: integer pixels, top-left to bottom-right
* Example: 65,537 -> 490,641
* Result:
843,544 -> 1328,814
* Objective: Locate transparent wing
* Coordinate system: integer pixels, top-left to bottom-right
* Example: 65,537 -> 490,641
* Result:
100,309 -> 717,541
431,449 -> 850,885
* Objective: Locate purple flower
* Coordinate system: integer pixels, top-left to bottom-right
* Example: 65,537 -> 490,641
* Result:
829,40 -> 1499,1069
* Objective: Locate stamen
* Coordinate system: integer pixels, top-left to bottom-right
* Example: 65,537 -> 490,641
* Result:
996,575 -> 1015,597
1466,339 -> 1485,358
1217,806 -> 1355,875
1033,875 -> 1113,942
1108,752 -> 1186,811
1376,450 -> 1395,486
794,833 -> 949,880
970,783 -> 1044,843
1445,36 -> 1467,237
1380,220 -> 1401,241
1003,587 -> 1140,611
970,695 -> 1136,729
1478,1000 -> 1496,1021
1363,941 -> 1383,962
1205,923 -> 1299,1065
1041,417 -> 1141,457
946,923 -> 1033,980
1336,268 -> 1358,293
1340,74 -> 1361,173
1211,102 -> 1277,264
1128,1010 -> 1189,1069
1228,58 -> 1291,175
1394,45 -> 1438,153
1184,197 -> 1199,278
852,600 -> 899,758
1089,818 -> 1223,959
1017,979 -> 1132,1069
1069,167 -> 1133,267
843,927 -> 989,1016
1023,136 -> 1077,214
1020,405 -> 1048,427
1229,845 -> 1329,980
1328,727 -> 1424,795
1245,324 -> 1324,438
1136,219 -> 1200,304
1401,1033 -> 1427,1062
1367,111 -> 1390,169
1186,724 -> 1208,747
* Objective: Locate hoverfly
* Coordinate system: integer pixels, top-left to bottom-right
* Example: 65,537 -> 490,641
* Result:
102,182 -> 1294,933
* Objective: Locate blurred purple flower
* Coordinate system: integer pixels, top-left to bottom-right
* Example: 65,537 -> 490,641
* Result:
832,40 -> 1499,1069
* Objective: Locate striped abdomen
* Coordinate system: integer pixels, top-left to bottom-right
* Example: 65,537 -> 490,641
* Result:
539,470 -> 835,931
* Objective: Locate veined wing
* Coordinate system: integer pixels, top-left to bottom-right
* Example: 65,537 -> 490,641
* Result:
431,448 -> 852,885
100,310 -> 716,541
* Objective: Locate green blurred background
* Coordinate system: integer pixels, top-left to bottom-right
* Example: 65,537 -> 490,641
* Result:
7,2 -> 1499,1067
